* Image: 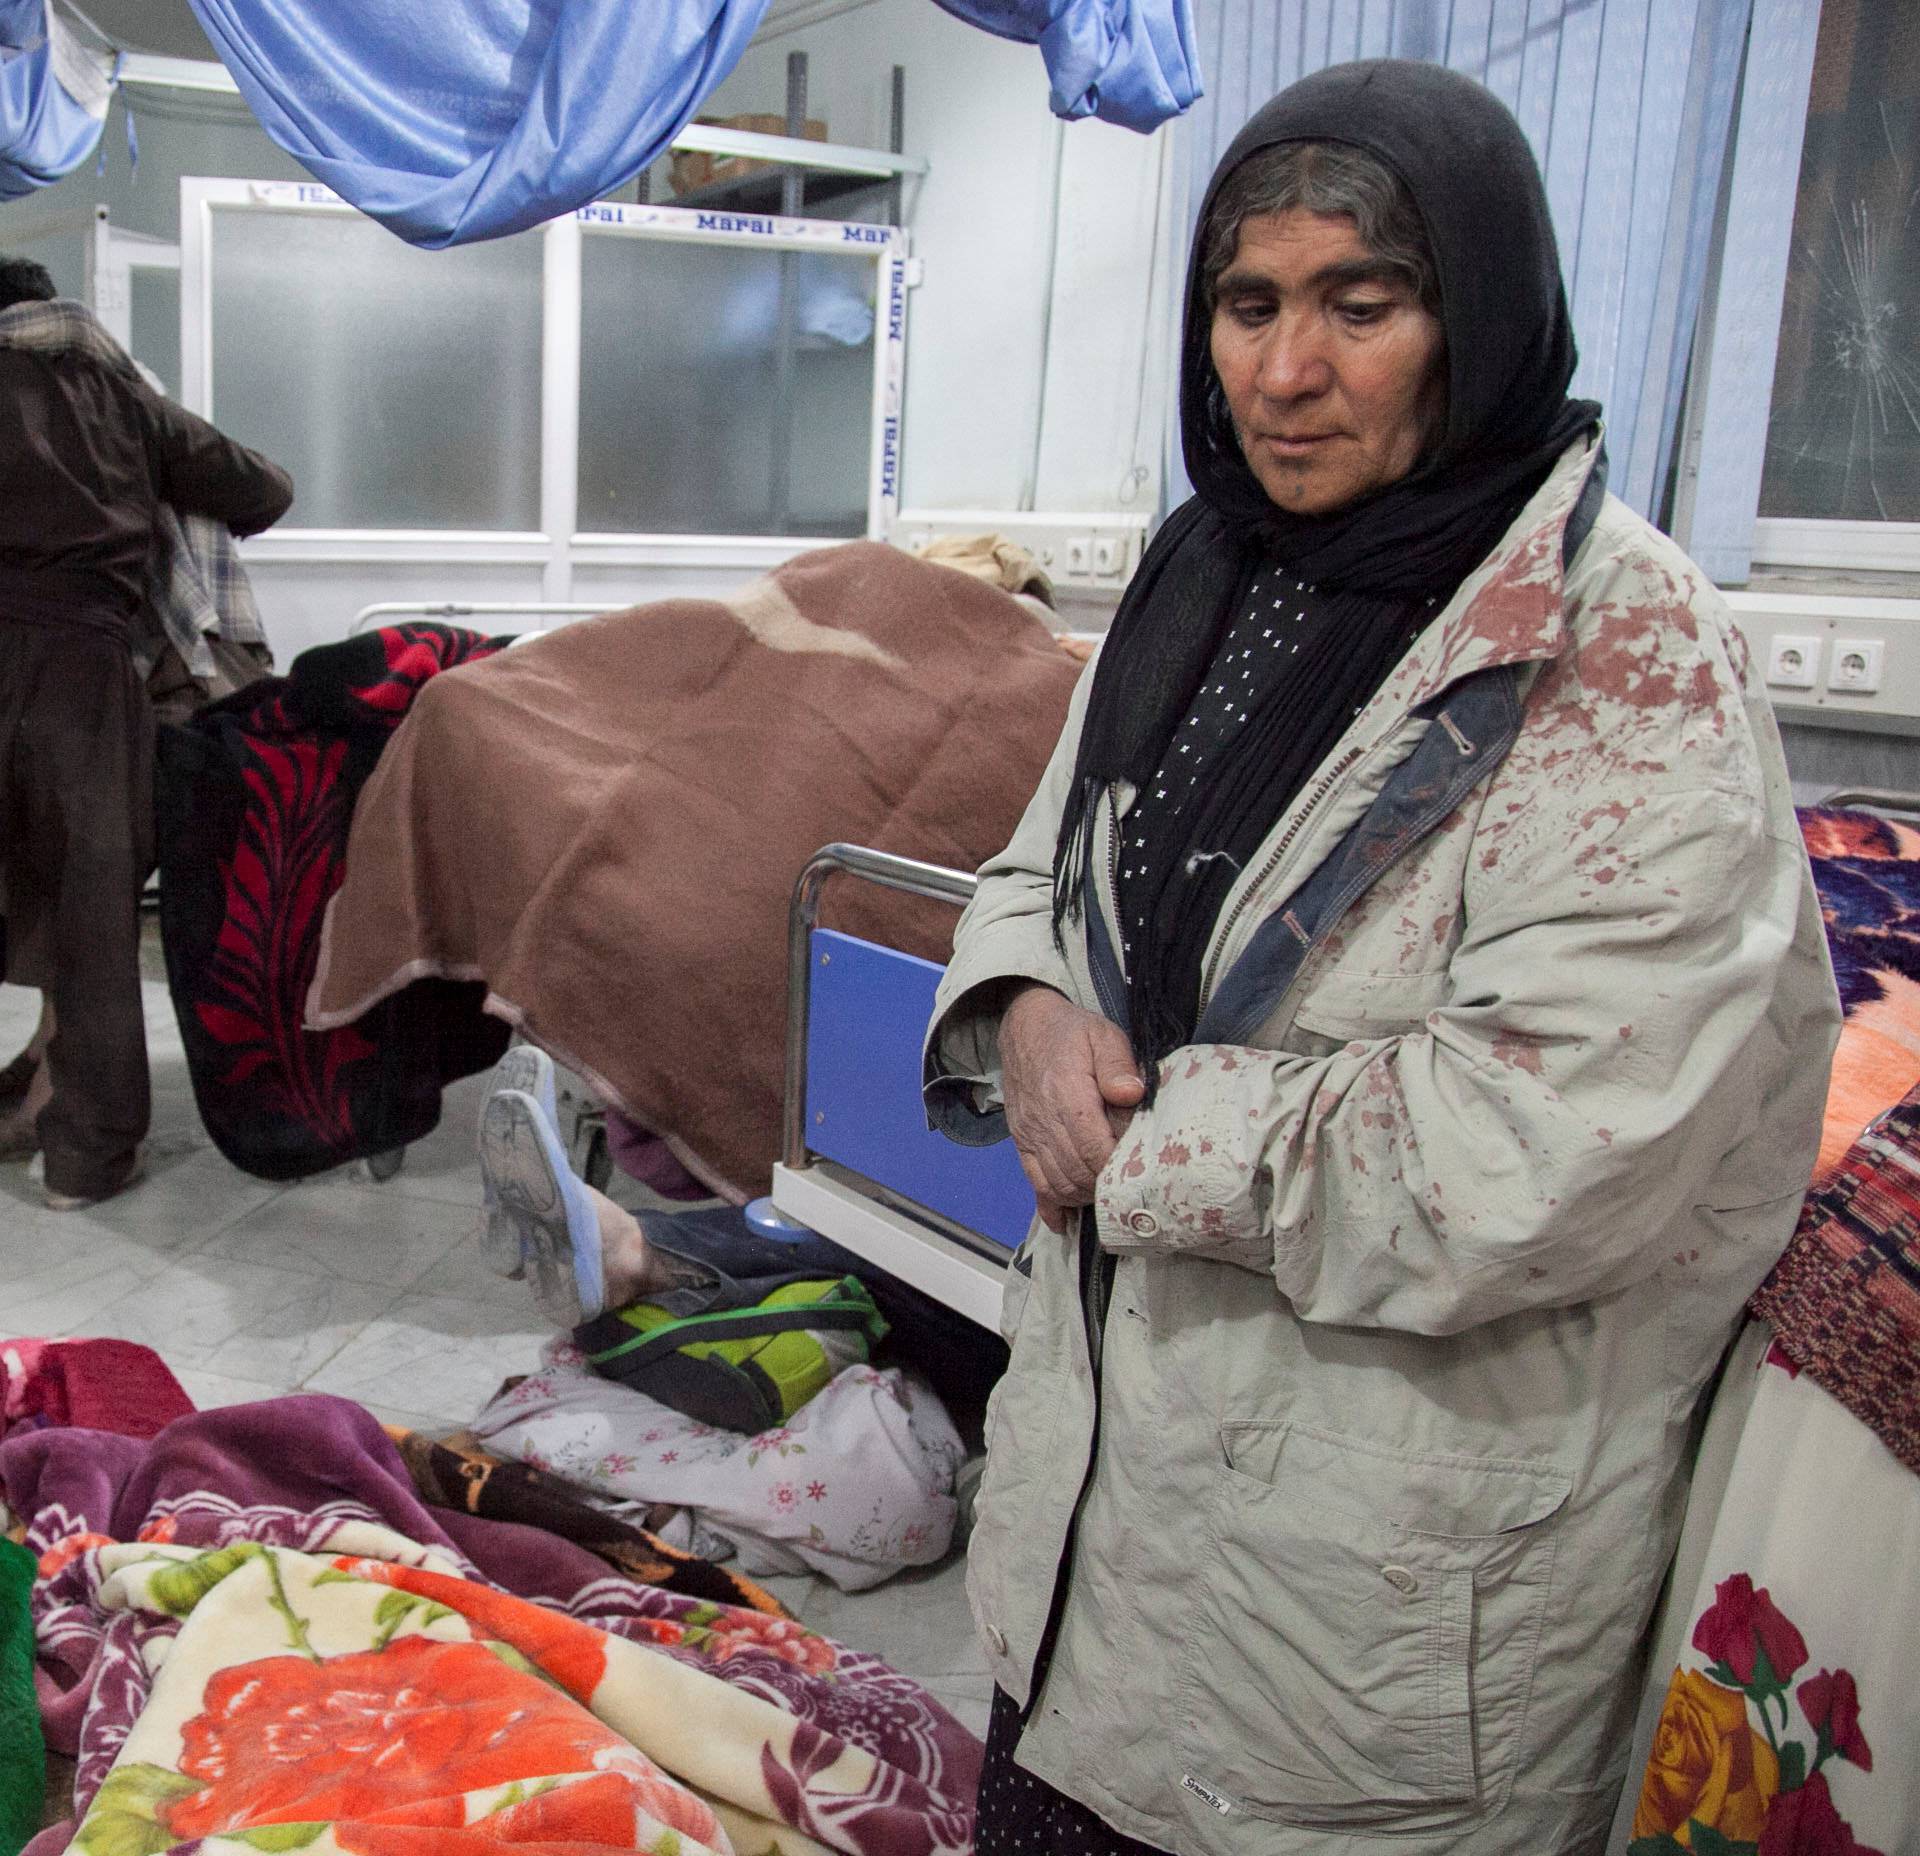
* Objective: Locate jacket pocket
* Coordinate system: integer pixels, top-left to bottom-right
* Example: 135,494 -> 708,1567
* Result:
1174,1420 -> 1570,1833
1287,968 -> 1449,1048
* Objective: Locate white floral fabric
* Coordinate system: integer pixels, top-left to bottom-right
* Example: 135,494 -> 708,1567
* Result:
470,1349 -> 966,1593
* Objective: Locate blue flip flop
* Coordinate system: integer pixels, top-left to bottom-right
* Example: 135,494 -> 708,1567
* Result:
478,1087 -> 604,1328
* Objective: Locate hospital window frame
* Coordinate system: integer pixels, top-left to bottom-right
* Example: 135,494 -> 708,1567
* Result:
1675,0 -> 1920,583
175,177 -> 912,597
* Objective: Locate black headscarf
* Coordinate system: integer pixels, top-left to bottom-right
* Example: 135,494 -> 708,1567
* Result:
1054,59 -> 1602,1071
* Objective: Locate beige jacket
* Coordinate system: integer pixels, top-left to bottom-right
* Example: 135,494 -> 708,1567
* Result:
925,437 -> 1839,1855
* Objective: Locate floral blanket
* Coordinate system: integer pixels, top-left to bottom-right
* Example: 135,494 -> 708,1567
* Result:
47,1541 -> 953,1856
1615,1327 -> 1911,1856
472,1352 -> 965,1593
382,1425 -> 783,1618
1797,806 -> 1920,1182
0,1396 -> 978,1856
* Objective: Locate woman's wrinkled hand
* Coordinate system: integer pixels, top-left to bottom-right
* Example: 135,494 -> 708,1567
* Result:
999,983 -> 1146,1233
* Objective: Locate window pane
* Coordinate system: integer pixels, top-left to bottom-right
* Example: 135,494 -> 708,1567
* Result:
6,213 -> 89,302
129,267 -> 180,402
1759,0 -> 1920,523
578,234 -> 876,537
208,210 -> 543,529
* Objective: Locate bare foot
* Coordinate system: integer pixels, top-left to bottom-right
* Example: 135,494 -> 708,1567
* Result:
596,1197 -> 709,1308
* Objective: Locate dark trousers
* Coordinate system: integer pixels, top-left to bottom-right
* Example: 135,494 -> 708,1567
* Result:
0,620 -> 152,1197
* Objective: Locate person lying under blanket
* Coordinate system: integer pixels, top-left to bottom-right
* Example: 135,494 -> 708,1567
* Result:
470,1045 -> 986,1593
295,540 -> 1086,1202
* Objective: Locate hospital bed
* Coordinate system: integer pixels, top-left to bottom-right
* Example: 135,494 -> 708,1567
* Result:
759,843 -> 1033,1332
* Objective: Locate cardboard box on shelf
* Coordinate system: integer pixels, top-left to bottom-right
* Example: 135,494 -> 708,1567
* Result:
670,114 -> 830,196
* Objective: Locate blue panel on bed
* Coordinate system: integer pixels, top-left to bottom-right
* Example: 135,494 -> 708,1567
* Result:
805,927 -> 1034,1251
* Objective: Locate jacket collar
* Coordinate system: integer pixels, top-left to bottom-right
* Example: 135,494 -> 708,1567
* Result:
1401,430 -> 1605,711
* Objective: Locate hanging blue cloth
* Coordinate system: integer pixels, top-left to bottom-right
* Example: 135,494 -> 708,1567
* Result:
0,0 -> 112,201
179,0 -> 772,248
931,0 -> 1201,132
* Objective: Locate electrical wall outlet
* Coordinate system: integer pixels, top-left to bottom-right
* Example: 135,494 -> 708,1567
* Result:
1765,634 -> 1822,690
1829,638 -> 1885,694
889,510 -> 1150,595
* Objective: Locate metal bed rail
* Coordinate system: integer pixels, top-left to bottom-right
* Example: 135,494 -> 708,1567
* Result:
782,843 -> 977,1172
1821,787 -> 1920,819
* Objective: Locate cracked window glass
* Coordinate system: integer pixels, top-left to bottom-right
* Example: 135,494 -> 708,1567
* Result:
1760,0 -> 1920,524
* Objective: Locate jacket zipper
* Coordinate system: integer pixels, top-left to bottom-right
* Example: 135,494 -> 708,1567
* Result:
1197,744 -> 1364,1014
1084,787 -> 1129,1026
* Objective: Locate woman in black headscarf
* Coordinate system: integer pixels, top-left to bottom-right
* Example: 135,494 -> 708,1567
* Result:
926,59 -> 1836,1856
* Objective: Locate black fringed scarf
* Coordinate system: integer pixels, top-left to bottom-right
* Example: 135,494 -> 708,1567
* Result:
1054,59 -> 1602,1076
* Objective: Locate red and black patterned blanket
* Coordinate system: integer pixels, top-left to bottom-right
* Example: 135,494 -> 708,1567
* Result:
155,624 -> 514,1179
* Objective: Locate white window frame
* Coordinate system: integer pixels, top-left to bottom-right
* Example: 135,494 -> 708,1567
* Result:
176,177 -> 911,599
1679,0 -> 1920,581
88,207 -> 181,358
1752,519 -> 1920,576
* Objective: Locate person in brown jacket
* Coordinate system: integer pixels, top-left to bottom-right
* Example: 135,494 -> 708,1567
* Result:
0,254 -> 293,1208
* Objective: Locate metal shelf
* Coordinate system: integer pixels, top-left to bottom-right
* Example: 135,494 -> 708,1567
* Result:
652,52 -> 911,227
665,167 -> 894,217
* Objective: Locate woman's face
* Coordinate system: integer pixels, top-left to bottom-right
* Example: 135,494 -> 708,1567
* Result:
1209,207 -> 1445,516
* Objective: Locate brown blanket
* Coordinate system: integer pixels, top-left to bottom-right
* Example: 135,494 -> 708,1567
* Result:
307,542 -> 1080,1195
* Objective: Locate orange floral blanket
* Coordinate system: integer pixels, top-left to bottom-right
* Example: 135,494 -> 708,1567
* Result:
64,1537 -> 967,1856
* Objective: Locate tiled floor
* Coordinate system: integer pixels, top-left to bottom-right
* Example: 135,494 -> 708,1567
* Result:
0,979 -> 991,1734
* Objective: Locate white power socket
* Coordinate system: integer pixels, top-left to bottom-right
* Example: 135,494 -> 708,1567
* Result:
1829,638 -> 1885,694
889,510 -> 1149,591
1765,634 -> 1822,690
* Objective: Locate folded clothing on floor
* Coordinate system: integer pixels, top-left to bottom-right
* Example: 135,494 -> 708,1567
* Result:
0,1338 -> 194,1444
616,1202 -> 1009,1432
577,1263 -> 889,1433
384,1422 -> 785,1617
473,1349 -> 968,1592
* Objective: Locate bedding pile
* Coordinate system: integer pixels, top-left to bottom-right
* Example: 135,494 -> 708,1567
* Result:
1,1340 -> 194,1444
1751,1079 -> 1920,1475
1797,805 -> 1920,1181
473,1351 -> 967,1593
304,542 -> 1083,1198
2,1393 -> 981,1856
384,1424 -> 786,1616
156,623 -> 517,1180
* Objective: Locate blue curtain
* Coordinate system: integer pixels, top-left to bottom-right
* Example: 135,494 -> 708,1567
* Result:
0,1 -> 111,201
932,0 -> 1202,131
1177,0 -> 1753,524
179,0 -> 774,248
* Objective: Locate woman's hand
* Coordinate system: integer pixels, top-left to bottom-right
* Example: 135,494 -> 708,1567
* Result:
999,983 -> 1146,1232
